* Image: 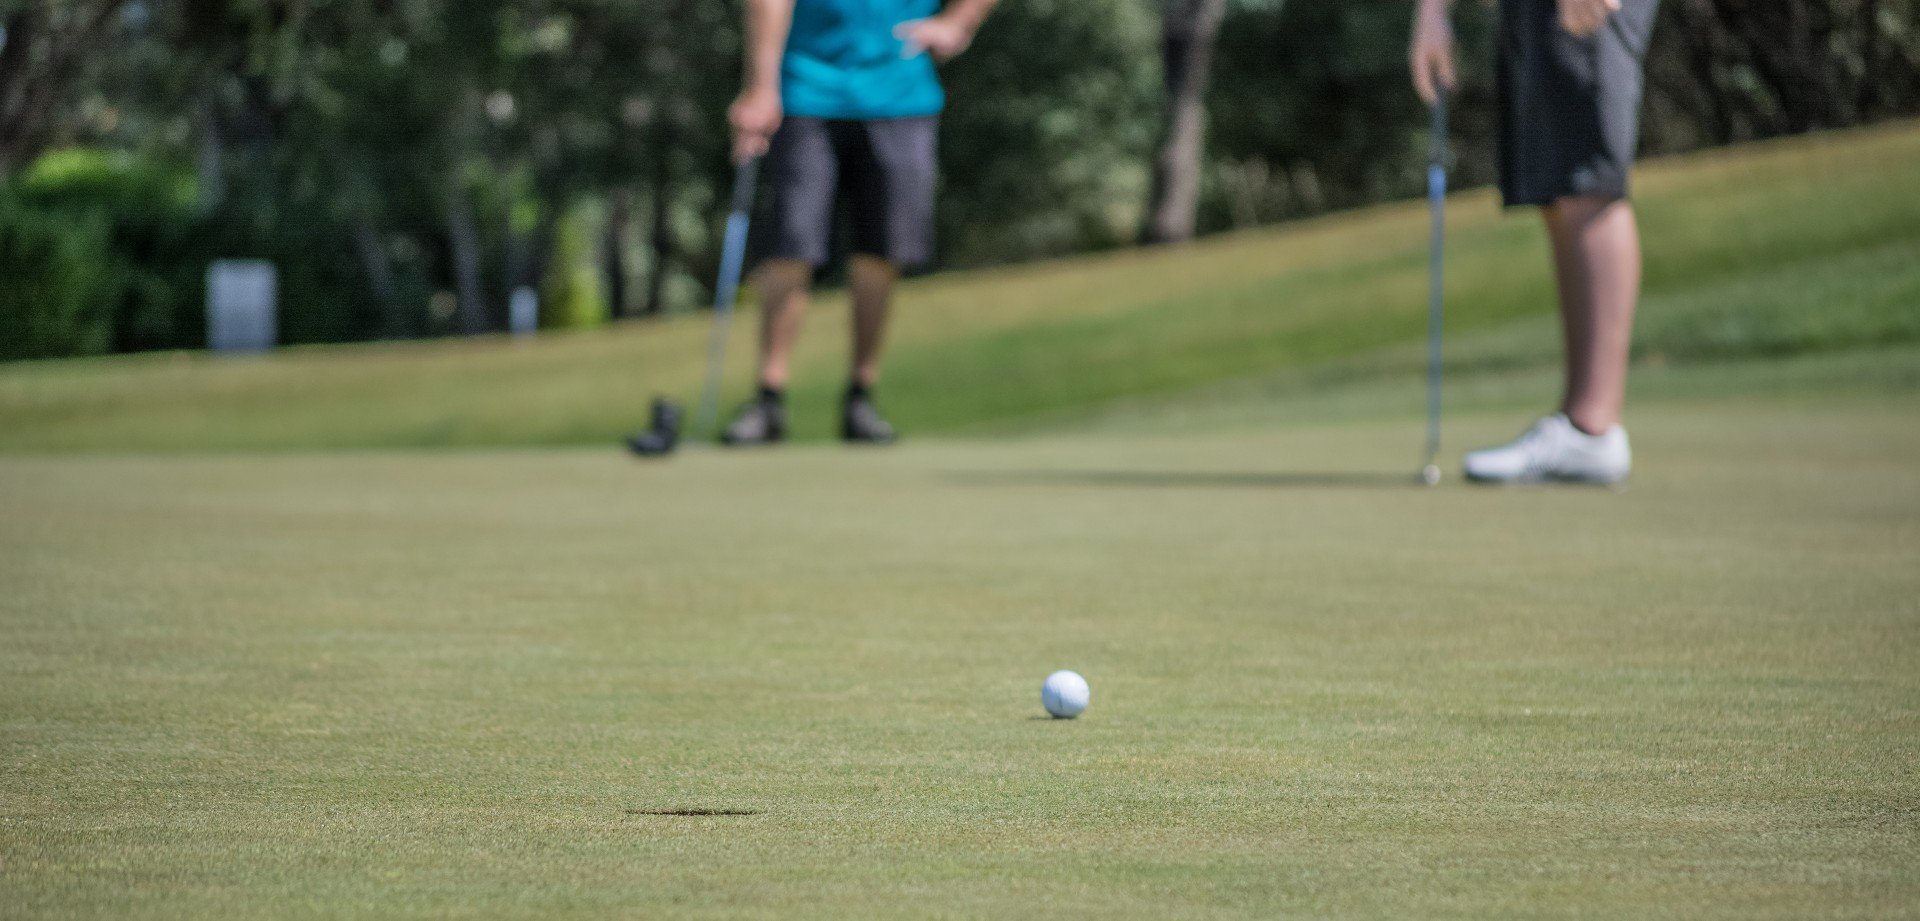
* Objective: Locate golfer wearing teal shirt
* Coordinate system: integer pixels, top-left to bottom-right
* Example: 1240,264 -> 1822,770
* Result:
722,0 -> 998,447
783,0 -> 947,119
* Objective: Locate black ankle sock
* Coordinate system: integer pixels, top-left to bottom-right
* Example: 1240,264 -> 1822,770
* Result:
757,385 -> 785,405
845,381 -> 872,402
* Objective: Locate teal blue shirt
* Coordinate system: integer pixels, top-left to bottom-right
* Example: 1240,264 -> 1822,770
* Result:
783,0 -> 946,120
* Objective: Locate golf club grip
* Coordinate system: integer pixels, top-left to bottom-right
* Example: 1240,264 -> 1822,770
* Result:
730,157 -> 762,217
712,157 -> 762,316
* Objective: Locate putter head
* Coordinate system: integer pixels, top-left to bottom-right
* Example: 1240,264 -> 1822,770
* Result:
625,398 -> 685,458
650,397 -> 684,433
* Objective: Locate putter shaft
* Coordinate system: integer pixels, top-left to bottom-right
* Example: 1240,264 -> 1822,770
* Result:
1424,90 -> 1449,473
695,158 -> 763,438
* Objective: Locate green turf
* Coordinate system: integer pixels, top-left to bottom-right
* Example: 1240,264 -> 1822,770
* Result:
2,387 -> 1917,919
4,123 -> 1918,917
1,121 -> 1917,451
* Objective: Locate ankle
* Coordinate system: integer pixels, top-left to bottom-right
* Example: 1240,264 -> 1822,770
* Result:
1563,411 -> 1614,437
845,379 -> 873,402
757,384 -> 786,405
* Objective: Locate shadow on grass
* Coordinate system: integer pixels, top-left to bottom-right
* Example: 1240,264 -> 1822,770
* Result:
626,808 -> 761,817
950,470 -> 1419,490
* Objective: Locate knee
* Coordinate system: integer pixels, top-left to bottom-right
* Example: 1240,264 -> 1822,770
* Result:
1545,193 -> 1626,226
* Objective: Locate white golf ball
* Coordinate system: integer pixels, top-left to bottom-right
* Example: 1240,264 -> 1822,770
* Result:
1041,670 -> 1090,719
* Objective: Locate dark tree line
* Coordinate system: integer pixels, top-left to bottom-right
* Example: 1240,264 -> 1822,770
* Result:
2,0 -> 1916,361
1647,0 -> 1920,148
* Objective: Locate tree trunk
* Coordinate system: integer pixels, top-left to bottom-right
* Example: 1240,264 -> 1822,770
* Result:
447,177 -> 489,336
0,9 -> 48,174
1143,0 -> 1228,244
604,186 -> 634,319
0,3 -> 130,174
528,198 -> 561,298
352,215 -> 406,338
1859,0 -> 1884,118
641,123 -> 676,316
195,94 -> 228,210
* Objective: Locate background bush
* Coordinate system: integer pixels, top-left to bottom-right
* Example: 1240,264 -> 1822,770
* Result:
1,0 -> 1914,361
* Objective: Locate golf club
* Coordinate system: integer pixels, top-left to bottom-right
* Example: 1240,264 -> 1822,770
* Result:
627,157 -> 760,457
1419,87 -> 1449,487
696,156 -> 763,438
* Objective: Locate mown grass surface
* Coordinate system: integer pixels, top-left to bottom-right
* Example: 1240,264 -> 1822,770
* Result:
2,123 -> 1917,919
2,392 -> 1917,919
1,121 -> 1916,451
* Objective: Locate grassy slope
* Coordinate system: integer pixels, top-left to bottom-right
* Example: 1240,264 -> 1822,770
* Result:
2,395 -> 1916,919
1,121 -> 1917,451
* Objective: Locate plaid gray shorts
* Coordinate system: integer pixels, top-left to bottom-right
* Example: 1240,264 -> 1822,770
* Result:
1497,0 -> 1661,206
756,115 -> 939,271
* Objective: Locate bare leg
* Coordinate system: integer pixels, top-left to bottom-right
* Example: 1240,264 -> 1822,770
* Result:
848,254 -> 899,389
754,258 -> 813,390
1542,195 -> 1641,434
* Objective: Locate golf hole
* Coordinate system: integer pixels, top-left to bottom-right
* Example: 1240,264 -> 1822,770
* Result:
626,808 -> 760,817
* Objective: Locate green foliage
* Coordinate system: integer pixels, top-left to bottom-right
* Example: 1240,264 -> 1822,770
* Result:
18,148 -> 199,211
1207,0 -> 1501,231
3,149 -> 209,358
7,0 -> 1918,360
1,146 -> 379,356
937,0 -> 1161,265
540,205 -> 608,331
0,195 -> 116,362
1643,0 -> 1920,147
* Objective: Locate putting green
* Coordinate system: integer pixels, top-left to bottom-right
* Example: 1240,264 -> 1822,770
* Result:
3,387 -> 1915,918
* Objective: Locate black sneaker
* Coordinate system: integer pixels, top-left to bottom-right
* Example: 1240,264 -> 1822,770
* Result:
721,398 -> 787,446
842,394 -> 898,445
625,398 -> 683,457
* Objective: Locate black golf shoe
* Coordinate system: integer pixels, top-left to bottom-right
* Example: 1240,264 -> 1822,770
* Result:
625,398 -> 684,457
841,394 -> 898,445
721,397 -> 787,446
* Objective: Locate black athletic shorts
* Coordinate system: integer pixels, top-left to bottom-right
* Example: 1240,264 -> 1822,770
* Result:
757,115 -> 939,271
1497,0 -> 1660,206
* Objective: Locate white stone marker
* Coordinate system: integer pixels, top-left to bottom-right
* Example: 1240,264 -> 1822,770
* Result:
509,286 -> 539,338
206,260 -> 278,353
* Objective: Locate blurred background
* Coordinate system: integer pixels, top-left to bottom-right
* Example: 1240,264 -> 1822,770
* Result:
4,0 -> 1917,363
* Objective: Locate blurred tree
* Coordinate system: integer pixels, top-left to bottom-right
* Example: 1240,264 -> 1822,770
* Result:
1204,0 -> 1920,235
1208,0 -> 1501,231
0,1 -> 132,174
4,0 -> 1916,360
0,192 -> 115,360
937,0 -> 1160,265
1645,0 -> 1920,149
1145,0 -> 1230,244
1,148 -> 208,357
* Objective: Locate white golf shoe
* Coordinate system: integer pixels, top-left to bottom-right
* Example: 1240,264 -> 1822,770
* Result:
1462,414 -> 1631,485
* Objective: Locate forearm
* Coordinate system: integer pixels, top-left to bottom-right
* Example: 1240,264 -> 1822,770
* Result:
940,0 -> 998,32
742,0 -> 794,93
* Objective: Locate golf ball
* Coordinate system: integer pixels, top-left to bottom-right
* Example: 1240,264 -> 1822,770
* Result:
1421,464 -> 1443,486
1041,670 -> 1090,719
